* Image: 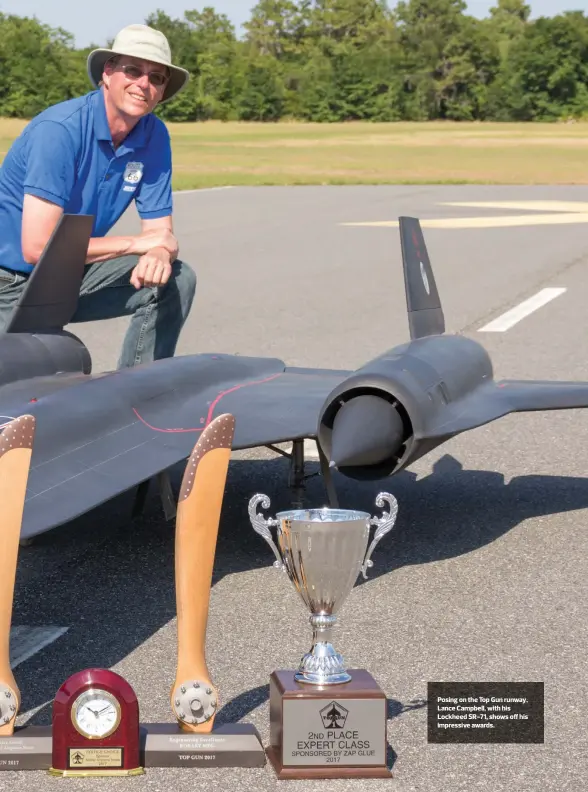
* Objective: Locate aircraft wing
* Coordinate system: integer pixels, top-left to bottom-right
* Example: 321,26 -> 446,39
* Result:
494,379 -> 588,412
425,379 -> 588,440
0,353 -> 349,539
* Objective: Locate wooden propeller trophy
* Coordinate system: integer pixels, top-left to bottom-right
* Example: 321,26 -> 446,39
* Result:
140,413 -> 265,767
170,413 -> 234,732
0,415 -> 35,739
0,415 -> 55,771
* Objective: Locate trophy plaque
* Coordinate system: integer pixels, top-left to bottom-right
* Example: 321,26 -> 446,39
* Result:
49,668 -> 143,776
248,492 -> 398,779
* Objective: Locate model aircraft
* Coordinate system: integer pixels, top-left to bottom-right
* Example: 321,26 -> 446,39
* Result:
2,213 -> 588,541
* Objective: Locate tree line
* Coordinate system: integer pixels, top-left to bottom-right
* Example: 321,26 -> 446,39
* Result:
1,0 -> 587,123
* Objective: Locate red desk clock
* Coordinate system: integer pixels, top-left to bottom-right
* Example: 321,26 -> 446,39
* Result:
49,668 -> 143,777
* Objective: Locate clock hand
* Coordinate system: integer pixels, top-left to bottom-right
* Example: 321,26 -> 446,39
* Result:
97,705 -> 112,715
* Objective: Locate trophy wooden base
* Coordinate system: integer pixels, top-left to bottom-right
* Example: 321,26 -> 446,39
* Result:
47,766 -> 144,777
0,725 -> 52,771
141,722 -> 266,768
269,669 -> 392,780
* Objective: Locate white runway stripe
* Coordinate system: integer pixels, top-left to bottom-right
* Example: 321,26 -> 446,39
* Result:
478,288 -> 567,332
10,626 -> 69,669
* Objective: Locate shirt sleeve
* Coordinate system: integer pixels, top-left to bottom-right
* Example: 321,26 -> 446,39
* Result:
134,120 -> 173,220
23,121 -> 76,207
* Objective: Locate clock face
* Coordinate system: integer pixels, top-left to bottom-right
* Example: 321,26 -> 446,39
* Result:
71,689 -> 121,739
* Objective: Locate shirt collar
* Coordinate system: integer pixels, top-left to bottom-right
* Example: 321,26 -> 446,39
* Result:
92,88 -> 112,142
93,87 -> 149,153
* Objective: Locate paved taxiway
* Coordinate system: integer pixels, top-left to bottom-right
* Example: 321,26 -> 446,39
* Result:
5,185 -> 588,791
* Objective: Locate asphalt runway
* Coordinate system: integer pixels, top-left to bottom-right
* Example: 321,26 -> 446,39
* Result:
4,185 -> 588,791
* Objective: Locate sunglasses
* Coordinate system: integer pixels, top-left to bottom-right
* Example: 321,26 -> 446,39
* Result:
118,63 -> 168,88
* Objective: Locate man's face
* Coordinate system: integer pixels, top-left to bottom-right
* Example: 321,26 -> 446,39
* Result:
103,56 -> 169,118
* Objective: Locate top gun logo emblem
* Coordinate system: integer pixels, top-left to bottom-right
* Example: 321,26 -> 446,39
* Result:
320,701 -> 349,730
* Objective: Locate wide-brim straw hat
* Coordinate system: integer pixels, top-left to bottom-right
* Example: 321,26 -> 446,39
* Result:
87,24 -> 190,103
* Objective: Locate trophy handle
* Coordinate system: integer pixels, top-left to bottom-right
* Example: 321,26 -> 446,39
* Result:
248,494 -> 284,570
361,492 -> 399,579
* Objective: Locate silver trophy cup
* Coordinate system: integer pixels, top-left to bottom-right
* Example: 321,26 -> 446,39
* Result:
248,493 -> 398,685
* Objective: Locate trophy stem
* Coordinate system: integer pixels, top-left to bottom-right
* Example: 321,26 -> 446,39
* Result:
310,614 -> 334,648
295,614 -> 351,685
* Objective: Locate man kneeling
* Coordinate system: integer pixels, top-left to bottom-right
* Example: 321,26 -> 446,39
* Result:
0,24 -> 196,369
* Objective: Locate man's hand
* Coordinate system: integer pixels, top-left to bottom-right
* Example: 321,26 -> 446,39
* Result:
130,247 -> 172,290
127,227 -> 179,260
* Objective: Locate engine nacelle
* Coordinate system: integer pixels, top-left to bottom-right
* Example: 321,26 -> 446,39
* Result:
317,336 -> 494,481
0,331 -> 91,387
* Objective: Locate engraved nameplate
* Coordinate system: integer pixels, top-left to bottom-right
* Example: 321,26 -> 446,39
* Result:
68,747 -> 123,769
282,698 -> 386,767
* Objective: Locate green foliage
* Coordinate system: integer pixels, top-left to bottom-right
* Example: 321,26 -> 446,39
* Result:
0,14 -> 88,117
1,2 -> 588,122
238,55 -> 285,120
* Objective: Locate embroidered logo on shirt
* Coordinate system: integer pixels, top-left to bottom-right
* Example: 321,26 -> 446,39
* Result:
122,161 -> 144,192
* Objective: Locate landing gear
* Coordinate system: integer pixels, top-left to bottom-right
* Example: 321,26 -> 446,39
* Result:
132,438 -> 339,521
132,470 -> 177,522
265,439 -> 339,510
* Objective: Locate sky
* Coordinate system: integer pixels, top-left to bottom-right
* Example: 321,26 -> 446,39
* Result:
0,0 -> 587,48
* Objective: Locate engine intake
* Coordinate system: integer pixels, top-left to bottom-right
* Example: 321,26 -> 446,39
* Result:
318,386 -> 413,480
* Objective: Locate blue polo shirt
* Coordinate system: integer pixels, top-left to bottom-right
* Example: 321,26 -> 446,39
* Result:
0,88 -> 173,273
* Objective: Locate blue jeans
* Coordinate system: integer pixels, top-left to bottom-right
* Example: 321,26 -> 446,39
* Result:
0,255 -> 197,369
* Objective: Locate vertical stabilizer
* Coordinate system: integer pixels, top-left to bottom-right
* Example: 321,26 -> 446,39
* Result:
398,216 -> 445,339
5,214 -> 93,334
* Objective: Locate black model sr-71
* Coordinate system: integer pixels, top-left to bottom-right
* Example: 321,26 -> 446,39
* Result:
1,213 -> 587,540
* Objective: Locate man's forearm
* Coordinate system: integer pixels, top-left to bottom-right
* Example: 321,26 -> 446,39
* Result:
83,227 -> 178,265
85,235 -> 135,265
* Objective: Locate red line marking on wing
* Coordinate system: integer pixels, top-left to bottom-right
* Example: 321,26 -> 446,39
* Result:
132,372 -> 283,433
132,410 -> 203,434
